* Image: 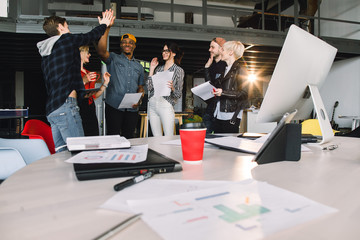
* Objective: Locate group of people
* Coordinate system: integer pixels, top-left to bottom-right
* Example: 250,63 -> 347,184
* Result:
37,9 -> 249,152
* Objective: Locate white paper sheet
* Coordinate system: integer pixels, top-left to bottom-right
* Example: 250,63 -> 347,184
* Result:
118,93 -> 142,109
206,136 -> 311,153
66,135 -> 130,151
100,179 -> 231,213
161,139 -> 215,148
191,81 -> 215,101
65,144 -> 148,164
127,179 -> 337,240
152,71 -> 174,97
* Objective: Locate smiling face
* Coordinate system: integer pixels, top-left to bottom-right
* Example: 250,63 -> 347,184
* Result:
209,41 -> 221,58
220,46 -> 231,62
80,49 -> 91,64
120,38 -> 136,56
162,45 -> 176,62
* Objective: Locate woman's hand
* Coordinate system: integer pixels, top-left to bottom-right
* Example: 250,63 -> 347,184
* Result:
213,88 -> 222,96
167,80 -> 174,92
82,72 -> 97,84
149,57 -> 159,76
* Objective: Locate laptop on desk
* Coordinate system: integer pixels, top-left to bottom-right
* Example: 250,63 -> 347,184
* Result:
73,149 -> 182,181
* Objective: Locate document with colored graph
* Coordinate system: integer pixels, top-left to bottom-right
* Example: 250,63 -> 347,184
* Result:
127,179 -> 337,240
65,144 -> 148,164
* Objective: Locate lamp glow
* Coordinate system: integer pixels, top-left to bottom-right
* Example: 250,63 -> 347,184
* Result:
248,73 -> 257,82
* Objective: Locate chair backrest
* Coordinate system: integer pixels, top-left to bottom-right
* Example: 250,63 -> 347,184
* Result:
0,138 -> 50,165
22,119 -> 55,154
0,147 -> 26,180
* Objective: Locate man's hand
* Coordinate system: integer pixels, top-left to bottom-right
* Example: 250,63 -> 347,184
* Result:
98,9 -> 115,27
205,53 -> 214,68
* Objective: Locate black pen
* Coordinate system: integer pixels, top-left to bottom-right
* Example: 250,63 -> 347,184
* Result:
114,172 -> 154,191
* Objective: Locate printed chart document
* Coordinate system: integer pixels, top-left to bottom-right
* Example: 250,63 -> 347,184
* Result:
191,81 -> 215,101
127,179 -> 337,240
118,93 -> 142,109
65,144 -> 148,164
66,135 -> 130,151
205,136 -> 262,154
101,179 -> 230,213
152,71 -> 174,97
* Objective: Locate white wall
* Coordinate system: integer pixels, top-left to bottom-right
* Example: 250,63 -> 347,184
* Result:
0,0 -> 7,17
318,0 -> 360,40
320,57 -> 360,128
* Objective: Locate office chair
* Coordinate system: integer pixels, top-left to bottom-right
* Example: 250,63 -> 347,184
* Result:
22,119 -> 55,154
0,147 -> 27,181
0,138 -> 50,165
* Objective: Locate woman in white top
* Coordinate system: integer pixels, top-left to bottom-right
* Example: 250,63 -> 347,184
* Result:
147,42 -> 185,136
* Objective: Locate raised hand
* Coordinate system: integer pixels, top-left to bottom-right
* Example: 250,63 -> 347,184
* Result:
103,72 -> 111,85
98,9 -> 115,27
205,53 -> 214,68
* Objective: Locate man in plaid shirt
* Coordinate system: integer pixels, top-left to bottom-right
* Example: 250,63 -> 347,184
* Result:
37,10 -> 114,152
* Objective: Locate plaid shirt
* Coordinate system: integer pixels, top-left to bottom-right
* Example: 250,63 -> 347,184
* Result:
38,24 -> 106,115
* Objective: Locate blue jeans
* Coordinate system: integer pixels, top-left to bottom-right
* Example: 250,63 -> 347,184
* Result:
47,97 -> 84,152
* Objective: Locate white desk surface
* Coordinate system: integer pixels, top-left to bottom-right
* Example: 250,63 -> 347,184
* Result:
1,136 -> 360,240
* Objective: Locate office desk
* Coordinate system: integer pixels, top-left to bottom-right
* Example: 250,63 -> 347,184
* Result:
1,136 -> 360,240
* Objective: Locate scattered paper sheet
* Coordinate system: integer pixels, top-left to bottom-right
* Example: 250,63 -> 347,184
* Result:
65,144 -> 148,164
206,136 -> 311,153
100,179 -> 230,213
152,71 -> 174,97
161,139 -> 215,148
191,81 -> 215,101
127,179 -> 337,240
118,93 -> 142,109
66,135 -> 130,151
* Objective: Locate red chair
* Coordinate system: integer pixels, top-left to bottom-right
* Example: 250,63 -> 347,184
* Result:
22,119 -> 55,154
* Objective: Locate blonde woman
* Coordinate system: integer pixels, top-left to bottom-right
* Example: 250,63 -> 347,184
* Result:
79,46 -> 110,136
212,41 -> 249,133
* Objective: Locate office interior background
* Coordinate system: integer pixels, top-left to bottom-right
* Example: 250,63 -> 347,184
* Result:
0,0 -> 359,136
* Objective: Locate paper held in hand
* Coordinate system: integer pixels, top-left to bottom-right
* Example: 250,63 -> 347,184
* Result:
66,135 -> 131,151
191,81 -> 215,101
152,71 -> 174,97
118,93 -> 142,109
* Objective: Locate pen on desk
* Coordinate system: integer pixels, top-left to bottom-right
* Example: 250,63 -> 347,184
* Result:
114,172 -> 154,191
93,213 -> 142,240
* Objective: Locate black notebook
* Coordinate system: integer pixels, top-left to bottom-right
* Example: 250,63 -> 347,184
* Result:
73,149 -> 182,181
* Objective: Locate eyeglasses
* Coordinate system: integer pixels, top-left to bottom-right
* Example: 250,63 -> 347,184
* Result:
161,49 -> 170,54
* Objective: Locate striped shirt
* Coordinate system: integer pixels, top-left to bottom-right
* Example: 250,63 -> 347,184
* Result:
147,64 -> 184,106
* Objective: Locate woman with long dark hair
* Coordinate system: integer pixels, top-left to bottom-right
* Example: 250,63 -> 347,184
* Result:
147,42 -> 184,136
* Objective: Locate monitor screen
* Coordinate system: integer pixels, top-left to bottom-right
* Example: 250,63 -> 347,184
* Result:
256,25 -> 337,124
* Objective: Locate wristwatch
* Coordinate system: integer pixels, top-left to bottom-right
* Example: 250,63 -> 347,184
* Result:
102,83 -> 108,88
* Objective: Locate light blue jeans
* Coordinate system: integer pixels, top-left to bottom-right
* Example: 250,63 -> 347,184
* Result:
148,97 -> 175,137
47,97 -> 84,152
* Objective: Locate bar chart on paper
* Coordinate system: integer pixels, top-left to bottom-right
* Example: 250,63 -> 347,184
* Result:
65,145 -> 148,164
128,180 -> 337,240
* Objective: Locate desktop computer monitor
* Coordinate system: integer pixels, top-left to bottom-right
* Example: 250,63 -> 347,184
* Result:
256,24 -> 337,144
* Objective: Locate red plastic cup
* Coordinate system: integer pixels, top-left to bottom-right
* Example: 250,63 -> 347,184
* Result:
179,123 -> 207,163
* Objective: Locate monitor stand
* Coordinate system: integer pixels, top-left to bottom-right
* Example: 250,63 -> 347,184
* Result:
308,84 -> 334,144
